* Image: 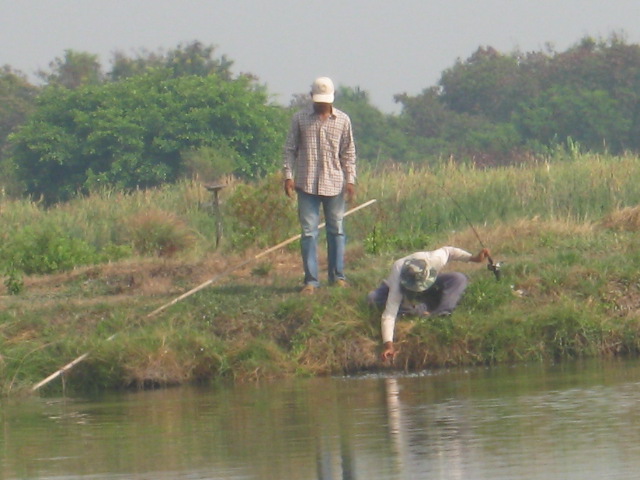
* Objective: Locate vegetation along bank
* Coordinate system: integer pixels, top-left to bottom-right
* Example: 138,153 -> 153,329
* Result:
2,154 -> 640,395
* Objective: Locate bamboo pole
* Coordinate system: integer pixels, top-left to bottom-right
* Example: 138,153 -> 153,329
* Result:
31,198 -> 377,392
31,334 -> 117,392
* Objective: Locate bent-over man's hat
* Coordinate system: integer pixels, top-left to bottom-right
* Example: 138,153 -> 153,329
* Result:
400,257 -> 437,292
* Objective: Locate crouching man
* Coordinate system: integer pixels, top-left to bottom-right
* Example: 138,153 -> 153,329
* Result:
367,246 -> 490,362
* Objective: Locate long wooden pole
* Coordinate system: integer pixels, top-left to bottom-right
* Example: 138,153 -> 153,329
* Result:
31,198 -> 377,392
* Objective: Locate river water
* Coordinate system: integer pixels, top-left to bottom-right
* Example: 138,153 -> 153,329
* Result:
2,358 -> 640,480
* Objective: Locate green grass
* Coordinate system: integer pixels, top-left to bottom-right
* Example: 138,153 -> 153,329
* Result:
2,153 -> 640,395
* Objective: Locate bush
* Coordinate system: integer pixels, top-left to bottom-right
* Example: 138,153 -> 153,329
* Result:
1,225 -> 97,274
3,267 -> 24,294
125,209 -> 196,257
224,174 -> 297,250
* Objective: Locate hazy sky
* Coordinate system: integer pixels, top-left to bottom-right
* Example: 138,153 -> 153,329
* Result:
2,0 -> 640,113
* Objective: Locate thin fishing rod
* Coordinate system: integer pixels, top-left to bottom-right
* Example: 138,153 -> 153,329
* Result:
434,182 -> 501,281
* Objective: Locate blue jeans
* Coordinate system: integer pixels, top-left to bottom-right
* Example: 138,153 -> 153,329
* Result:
297,190 -> 346,286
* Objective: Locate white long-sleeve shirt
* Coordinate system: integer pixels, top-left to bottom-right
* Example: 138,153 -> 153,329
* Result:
381,246 -> 473,343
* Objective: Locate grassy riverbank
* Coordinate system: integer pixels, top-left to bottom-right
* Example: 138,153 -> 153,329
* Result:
2,152 -> 640,395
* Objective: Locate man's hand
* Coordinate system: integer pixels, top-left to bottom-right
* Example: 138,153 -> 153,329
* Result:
381,341 -> 396,362
284,179 -> 295,198
345,183 -> 355,203
471,248 -> 491,263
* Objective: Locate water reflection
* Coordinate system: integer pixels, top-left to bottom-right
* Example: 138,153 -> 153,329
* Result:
384,376 -> 467,480
3,359 -> 640,479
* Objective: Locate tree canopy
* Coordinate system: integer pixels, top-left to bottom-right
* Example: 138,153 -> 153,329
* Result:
10,71 -> 287,202
0,67 -> 38,156
396,34 -> 640,162
3,35 -> 640,202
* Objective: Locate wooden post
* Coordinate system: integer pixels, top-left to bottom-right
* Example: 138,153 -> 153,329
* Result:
204,183 -> 226,248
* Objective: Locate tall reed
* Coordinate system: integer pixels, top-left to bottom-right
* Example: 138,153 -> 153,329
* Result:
3,153 -> 639,273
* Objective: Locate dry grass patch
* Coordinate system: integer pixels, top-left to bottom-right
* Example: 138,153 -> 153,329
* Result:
124,346 -> 192,388
445,218 -> 595,263
601,205 -> 640,232
601,279 -> 640,316
125,209 -> 197,257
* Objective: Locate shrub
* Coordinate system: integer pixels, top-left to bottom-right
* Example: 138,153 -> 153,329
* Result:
224,174 -> 297,250
3,267 -> 24,294
125,209 -> 196,257
0,225 -> 97,274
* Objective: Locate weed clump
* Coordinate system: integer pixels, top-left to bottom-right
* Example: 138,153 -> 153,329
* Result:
601,205 -> 640,232
125,209 -> 196,257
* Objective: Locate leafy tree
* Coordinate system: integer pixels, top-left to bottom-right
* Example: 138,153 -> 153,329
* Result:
513,85 -> 630,152
10,70 -> 288,203
108,41 -> 234,81
397,34 -> 640,159
0,66 -> 38,149
439,46 -> 527,121
37,50 -> 104,88
0,66 -> 39,193
0,66 -> 38,138
333,86 -> 411,164
396,87 -> 453,139
540,35 -> 640,152
109,49 -> 165,81
396,86 -> 521,163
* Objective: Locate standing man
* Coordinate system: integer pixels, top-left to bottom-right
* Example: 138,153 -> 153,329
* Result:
367,246 -> 490,361
283,76 -> 357,295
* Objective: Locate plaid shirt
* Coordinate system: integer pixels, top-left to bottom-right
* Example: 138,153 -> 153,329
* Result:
283,106 -> 356,197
